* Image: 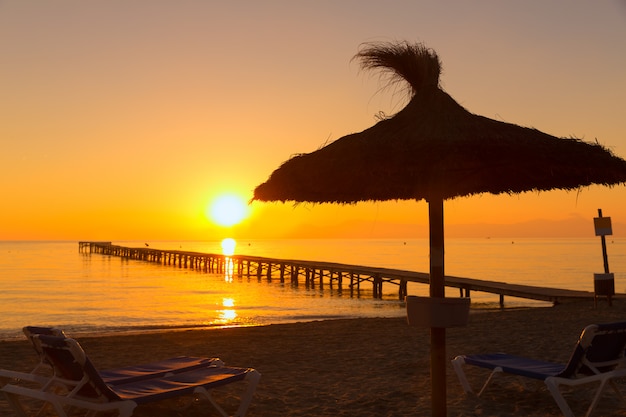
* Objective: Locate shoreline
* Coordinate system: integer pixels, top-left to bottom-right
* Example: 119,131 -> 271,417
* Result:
1,300 -> 625,416
0,303 -> 546,343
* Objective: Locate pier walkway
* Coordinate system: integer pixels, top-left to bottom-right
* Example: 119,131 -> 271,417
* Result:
79,242 -> 610,306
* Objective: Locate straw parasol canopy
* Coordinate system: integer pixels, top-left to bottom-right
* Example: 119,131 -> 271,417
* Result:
254,42 -> 626,204
253,41 -> 626,416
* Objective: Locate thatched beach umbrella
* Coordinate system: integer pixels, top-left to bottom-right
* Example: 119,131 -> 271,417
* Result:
253,41 -> 626,416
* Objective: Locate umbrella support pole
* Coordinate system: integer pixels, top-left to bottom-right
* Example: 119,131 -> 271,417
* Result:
429,198 -> 447,417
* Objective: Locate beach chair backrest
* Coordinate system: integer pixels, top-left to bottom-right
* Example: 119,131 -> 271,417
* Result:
23,326 -> 66,351
23,326 -> 67,373
34,334 -> 119,402
23,326 -> 66,339
559,321 -> 626,378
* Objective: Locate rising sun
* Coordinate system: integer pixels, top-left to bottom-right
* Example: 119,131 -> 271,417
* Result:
208,194 -> 249,227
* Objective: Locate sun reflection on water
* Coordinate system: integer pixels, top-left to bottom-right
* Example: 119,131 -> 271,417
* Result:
217,297 -> 237,324
221,238 -> 236,282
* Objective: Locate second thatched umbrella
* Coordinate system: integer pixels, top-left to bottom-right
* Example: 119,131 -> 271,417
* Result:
253,42 -> 626,416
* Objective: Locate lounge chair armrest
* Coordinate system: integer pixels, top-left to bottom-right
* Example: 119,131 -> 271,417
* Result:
547,368 -> 626,387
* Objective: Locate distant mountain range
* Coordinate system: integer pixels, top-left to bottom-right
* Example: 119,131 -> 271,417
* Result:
288,216 -> 624,239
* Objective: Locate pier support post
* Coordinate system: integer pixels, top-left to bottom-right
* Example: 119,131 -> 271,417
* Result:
399,280 -> 408,300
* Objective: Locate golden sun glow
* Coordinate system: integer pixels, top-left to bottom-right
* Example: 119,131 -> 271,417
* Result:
221,238 -> 237,256
208,194 -> 249,227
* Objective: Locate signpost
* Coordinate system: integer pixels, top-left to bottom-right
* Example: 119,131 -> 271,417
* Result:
593,209 -> 615,306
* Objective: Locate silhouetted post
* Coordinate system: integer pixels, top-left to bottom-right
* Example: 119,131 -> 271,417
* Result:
429,197 -> 446,417
593,209 -> 614,306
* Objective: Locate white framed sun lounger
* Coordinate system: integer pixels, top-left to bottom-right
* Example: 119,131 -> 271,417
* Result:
2,334 -> 260,417
452,321 -> 626,417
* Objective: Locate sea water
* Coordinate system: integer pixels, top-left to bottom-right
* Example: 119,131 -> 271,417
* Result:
0,238 -> 623,340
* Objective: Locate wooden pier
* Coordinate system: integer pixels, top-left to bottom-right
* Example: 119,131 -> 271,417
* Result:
78,242 -> 607,306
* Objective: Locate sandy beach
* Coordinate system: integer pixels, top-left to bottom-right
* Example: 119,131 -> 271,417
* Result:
1,299 -> 625,417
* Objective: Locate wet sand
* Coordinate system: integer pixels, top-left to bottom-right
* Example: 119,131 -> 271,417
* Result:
1,299 -> 625,416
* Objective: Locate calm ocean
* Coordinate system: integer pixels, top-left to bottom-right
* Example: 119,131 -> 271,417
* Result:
1,238 -> 624,340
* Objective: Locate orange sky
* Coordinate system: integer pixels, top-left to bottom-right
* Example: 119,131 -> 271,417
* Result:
1,1 -> 626,241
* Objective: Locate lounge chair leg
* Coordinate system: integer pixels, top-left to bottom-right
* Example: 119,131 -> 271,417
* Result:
585,380 -> 610,417
546,376 -> 623,417
545,379 -> 576,417
452,357 -> 473,394
476,368 -> 502,397
199,390 -> 229,417
194,369 -> 261,417
452,356 -> 501,397
233,370 -> 261,417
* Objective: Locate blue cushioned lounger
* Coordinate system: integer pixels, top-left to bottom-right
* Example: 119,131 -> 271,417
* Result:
98,355 -> 224,385
2,334 -> 260,417
452,321 -> 626,417
460,353 -> 567,380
